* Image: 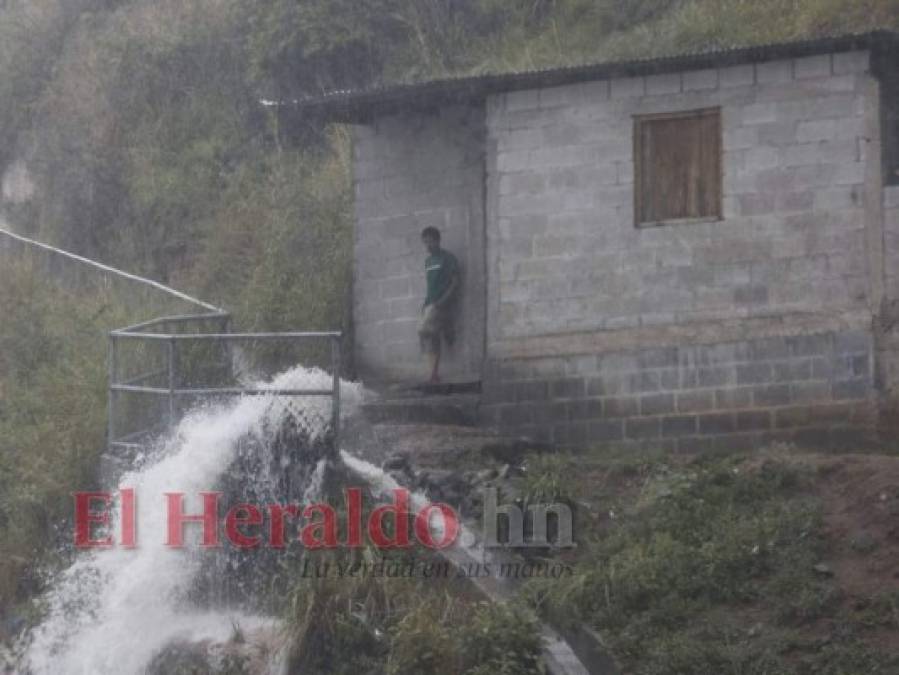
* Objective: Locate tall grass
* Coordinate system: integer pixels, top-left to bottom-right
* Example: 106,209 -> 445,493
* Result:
468,0 -> 899,72
0,260 -> 131,615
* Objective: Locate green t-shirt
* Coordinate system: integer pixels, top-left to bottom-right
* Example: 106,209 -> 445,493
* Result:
424,249 -> 458,307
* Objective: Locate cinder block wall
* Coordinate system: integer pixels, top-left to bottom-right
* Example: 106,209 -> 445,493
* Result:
351,105 -> 486,383
482,331 -> 876,449
482,50 -> 886,445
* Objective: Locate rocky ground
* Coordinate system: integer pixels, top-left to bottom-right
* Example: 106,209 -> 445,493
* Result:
343,417 -> 549,526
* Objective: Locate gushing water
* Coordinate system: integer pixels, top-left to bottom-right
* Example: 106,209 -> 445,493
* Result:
340,451 -> 480,557
301,459 -> 329,504
22,366 -> 362,675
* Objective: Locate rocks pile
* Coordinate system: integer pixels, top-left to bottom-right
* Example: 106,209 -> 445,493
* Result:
381,451 -> 524,519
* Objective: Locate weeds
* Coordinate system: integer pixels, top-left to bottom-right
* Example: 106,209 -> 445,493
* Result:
522,448 -> 899,673
282,547 -> 543,675
0,261 -> 129,617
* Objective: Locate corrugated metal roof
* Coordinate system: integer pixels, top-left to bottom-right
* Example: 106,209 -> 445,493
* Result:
278,30 -> 898,123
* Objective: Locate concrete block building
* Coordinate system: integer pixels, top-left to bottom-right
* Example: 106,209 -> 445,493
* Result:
293,31 -> 899,449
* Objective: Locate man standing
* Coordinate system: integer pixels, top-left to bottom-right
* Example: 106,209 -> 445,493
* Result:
418,226 -> 459,383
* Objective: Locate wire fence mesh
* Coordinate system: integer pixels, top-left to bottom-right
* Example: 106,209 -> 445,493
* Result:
109,322 -> 342,454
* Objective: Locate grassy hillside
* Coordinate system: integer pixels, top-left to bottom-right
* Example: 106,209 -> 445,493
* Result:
0,261 -> 128,618
1,0 -> 897,336
0,0 -> 897,660
470,0 -> 899,72
517,445 -> 899,673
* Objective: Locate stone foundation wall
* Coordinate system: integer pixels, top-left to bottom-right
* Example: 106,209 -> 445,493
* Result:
481,329 -> 877,450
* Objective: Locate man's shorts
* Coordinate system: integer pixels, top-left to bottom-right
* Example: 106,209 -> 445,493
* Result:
418,304 -> 455,354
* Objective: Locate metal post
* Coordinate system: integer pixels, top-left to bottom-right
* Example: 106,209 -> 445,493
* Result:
331,336 -> 341,453
222,314 -> 233,384
168,336 -> 176,432
107,333 -> 117,452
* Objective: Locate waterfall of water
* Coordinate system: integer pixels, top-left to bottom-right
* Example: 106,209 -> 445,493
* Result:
21,366 -> 363,675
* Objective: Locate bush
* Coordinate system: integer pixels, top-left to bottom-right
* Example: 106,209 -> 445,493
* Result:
459,602 -> 543,675
387,600 -> 457,675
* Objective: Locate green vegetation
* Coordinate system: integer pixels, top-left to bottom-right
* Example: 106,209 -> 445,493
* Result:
520,446 -> 899,674
2,0 -> 898,306
282,548 -> 542,675
0,260 -> 130,616
2,0 -> 896,375
0,256 -> 202,626
471,0 -> 899,72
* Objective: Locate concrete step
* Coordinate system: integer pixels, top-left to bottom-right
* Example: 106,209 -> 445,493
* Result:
361,392 -> 480,426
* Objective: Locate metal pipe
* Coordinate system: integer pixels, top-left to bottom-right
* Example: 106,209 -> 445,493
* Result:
221,314 -> 234,382
166,331 -> 341,340
115,312 -> 229,333
110,384 -> 334,396
0,227 -> 225,313
173,387 -> 334,397
110,384 -> 171,395
167,337 -> 176,432
109,331 -> 341,341
114,426 -> 166,442
107,334 -> 117,452
118,368 -> 169,387
110,441 -> 155,451
331,336 -> 341,451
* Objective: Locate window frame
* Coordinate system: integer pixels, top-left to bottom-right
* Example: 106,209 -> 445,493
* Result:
633,106 -> 724,228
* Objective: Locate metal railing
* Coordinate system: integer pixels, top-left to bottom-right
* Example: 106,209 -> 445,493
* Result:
1,226 -> 342,456
108,313 -> 342,454
0,225 -> 222,315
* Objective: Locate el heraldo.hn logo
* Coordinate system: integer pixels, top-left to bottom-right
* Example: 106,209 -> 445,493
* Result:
73,486 -> 574,550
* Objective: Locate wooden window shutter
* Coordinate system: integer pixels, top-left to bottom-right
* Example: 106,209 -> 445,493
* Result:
634,108 -> 722,225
